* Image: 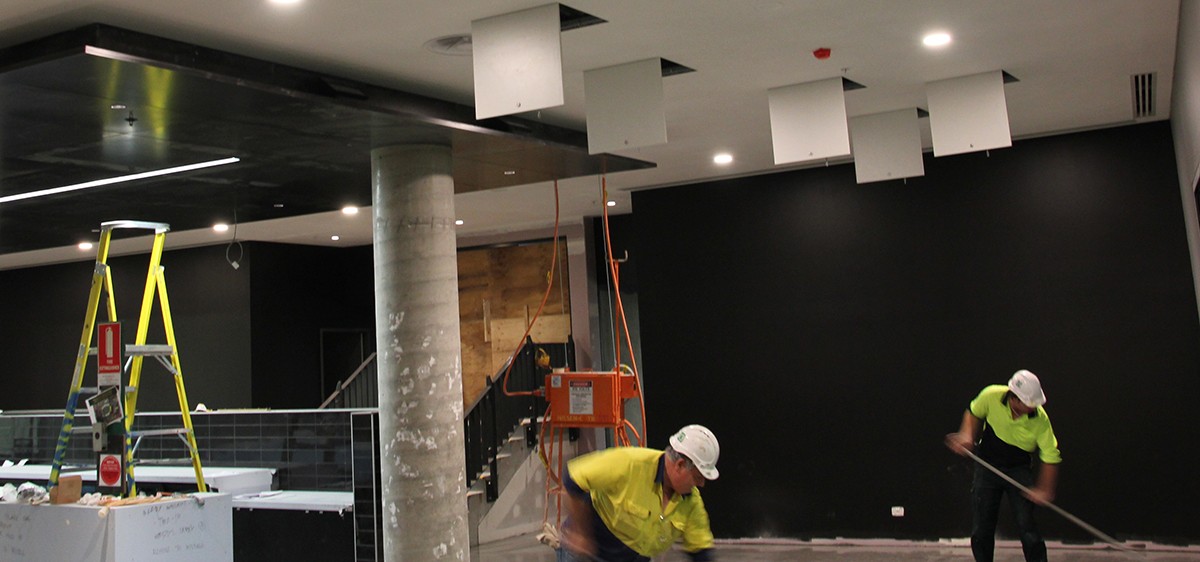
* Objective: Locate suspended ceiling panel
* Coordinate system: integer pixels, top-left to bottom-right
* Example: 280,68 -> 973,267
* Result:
927,70 -> 1013,157
850,108 -> 925,184
768,77 -> 851,165
584,58 -> 667,154
471,3 -> 565,120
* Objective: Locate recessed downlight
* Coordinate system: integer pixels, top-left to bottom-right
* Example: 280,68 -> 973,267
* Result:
503,170 -> 517,176
78,242 -> 94,251
923,32 -> 952,47
213,223 -> 230,233
342,205 -> 359,215
713,153 -> 733,165
455,219 -> 465,226
269,0 -> 302,5
331,235 -> 340,241
606,200 -> 617,207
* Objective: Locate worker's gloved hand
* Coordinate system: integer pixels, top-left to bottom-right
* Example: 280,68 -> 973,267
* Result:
1023,486 -> 1054,506
944,432 -> 974,456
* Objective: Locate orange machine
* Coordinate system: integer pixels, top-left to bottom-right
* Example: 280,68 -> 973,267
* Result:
544,370 -> 639,428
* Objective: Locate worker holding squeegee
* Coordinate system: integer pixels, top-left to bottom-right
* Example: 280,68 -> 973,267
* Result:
947,370 -> 1060,562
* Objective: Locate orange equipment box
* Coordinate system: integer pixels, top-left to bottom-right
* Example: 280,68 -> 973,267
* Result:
545,371 -> 639,428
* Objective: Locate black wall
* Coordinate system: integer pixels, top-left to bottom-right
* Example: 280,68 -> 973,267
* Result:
248,242 -> 374,408
0,245 -> 252,411
0,241 -> 375,412
632,122 -> 1200,543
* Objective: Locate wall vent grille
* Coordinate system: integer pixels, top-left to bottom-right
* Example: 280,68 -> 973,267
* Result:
1131,72 -> 1156,118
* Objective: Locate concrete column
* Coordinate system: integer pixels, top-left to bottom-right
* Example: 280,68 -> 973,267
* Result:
371,144 -> 468,561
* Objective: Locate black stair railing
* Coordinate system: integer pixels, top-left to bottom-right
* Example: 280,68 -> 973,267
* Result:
463,336 -> 573,500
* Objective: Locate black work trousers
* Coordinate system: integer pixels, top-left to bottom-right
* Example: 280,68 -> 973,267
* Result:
970,464 -> 1047,562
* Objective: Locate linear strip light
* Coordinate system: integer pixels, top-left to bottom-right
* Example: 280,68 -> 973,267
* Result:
0,157 -> 241,204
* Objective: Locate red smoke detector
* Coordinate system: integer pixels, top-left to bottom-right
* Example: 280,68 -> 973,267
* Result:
812,47 -> 831,60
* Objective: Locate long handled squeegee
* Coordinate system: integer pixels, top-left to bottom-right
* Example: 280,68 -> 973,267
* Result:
949,437 -> 1143,555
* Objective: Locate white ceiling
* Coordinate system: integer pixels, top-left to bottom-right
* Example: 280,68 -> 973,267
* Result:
0,0 -> 1182,268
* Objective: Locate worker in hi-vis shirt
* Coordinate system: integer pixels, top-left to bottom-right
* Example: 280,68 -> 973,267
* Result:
558,424 -> 720,561
947,370 -> 1061,562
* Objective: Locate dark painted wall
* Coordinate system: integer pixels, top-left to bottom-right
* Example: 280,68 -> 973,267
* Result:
0,242 -> 375,412
632,122 -> 1200,543
0,245 -> 252,411
248,242 -> 374,408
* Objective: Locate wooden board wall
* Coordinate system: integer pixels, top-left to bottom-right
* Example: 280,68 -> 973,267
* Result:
458,240 -> 571,406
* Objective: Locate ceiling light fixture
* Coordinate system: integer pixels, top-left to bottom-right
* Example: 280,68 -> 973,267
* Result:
342,205 -> 359,215
606,200 -> 617,207
503,170 -> 517,176
213,223 -> 230,233
713,153 -> 733,165
923,32 -> 952,47
0,157 -> 241,205
269,0 -> 302,5
455,219 -> 465,226
78,242 -> 94,251
331,235 -> 340,241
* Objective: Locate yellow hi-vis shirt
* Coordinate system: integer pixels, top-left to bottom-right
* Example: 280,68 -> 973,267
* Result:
566,446 -> 715,557
970,385 -> 1062,464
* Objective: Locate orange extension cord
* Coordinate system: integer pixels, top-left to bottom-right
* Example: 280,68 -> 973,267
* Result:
491,175 -> 650,532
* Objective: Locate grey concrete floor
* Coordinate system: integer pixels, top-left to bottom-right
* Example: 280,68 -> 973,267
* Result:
473,534 -> 1200,561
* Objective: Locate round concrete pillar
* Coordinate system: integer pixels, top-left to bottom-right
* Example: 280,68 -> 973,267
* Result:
371,144 -> 468,561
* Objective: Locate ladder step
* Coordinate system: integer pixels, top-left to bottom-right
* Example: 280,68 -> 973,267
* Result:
79,386 -> 136,395
126,344 -> 175,356
86,344 -> 174,356
130,428 -> 191,437
132,457 -> 194,466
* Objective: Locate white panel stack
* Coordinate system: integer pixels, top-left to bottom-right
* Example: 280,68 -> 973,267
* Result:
926,70 -> 1012,156
584,58 -> 667,154
768,77 -> 851,165
850,108 -> 925,184
471,4 -> 564,120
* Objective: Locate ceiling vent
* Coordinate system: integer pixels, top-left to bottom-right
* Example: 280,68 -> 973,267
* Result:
424,34 -> 473,56
1131,72 -> 1156,118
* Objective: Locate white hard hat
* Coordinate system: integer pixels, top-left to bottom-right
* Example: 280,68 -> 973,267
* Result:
671,424 -> 720,480
1008,369 -> 1047,407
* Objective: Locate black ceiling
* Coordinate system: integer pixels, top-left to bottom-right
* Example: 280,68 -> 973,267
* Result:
0,24 -> 652,254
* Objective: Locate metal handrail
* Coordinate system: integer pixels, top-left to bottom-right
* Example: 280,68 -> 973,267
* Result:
319,352 -> 379,409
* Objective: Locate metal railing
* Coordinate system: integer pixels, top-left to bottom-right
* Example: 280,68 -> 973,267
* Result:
319,352 -> 379,409
463,337 -> 573,501
318,336 -> 574,504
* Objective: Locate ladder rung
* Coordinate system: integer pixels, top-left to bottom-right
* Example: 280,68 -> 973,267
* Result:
130,428 -> 191,437
132,457 -> 194,466
126,345 -> 175,356
86,344 -> 174,356
79,386 -> 136,395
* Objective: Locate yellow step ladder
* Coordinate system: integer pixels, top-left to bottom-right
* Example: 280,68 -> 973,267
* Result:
49,220 -> 207,497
